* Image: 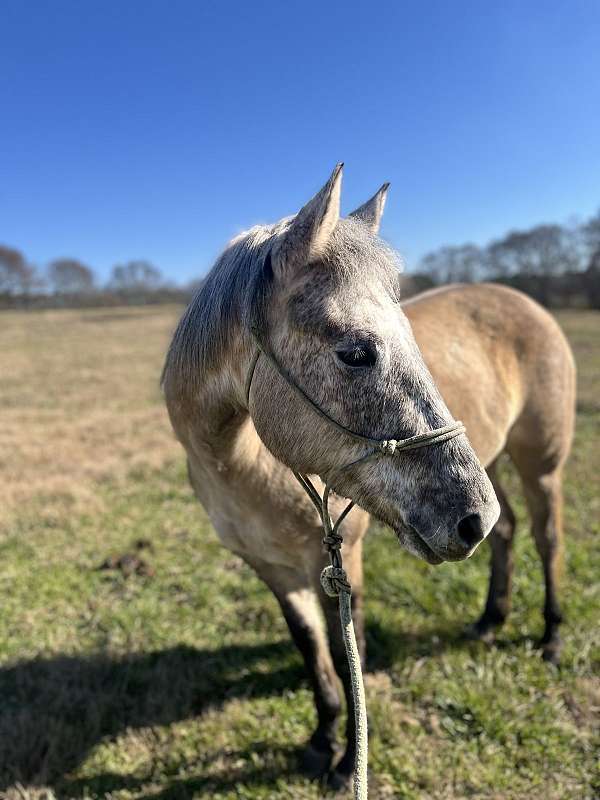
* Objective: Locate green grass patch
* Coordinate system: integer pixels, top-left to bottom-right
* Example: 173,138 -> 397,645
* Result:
1,309 -> 598,799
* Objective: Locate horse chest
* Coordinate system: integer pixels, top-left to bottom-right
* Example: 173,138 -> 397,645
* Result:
190,458 -> 321,568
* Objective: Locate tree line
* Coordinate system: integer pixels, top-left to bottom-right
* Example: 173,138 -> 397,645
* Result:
403,208 -> 600,308
0,250 -> 195,309
2,207 -> 600,310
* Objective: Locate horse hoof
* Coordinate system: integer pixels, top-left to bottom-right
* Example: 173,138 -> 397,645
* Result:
541,638 -> 562,665
464,620 -> 497,644
300,742 -> 337,780
326,768 -> 352,793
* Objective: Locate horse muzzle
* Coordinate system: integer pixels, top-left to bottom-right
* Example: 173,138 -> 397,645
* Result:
403,495 -> 500,563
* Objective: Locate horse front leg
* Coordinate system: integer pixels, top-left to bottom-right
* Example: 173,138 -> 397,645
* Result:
468,462 -> 517,642
254,561 -> 343,779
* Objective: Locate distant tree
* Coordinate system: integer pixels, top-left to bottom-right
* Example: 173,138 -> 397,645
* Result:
581,210 -> 600,266
419,244 -> 484,284
108,260 -> 162,291
48,258 -> 95,294
583,250 -> 600,309
485,225 -> 577,279
578,211 -> 600,307
0,244 -> 39,295
484,224 -> 581,305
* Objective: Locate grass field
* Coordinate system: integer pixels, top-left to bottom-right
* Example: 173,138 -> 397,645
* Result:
1,305 -> 598,800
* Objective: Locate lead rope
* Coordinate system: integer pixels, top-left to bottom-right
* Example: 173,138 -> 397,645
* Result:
245,335 -> 466,799
322,568 -> 367,799
293,470 -> 368,798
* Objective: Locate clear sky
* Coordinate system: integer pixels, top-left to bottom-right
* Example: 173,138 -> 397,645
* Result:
2,1 -> 599,284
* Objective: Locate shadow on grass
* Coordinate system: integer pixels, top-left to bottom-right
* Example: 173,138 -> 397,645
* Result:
0,619 -> 504,794
367,615 -> 541,671
61,743 -> 301,799
0,639 -> 304,792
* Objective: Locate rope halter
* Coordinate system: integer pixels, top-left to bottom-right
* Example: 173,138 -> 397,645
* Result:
245,330 -> 466,540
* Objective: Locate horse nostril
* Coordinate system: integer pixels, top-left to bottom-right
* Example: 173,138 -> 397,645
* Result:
457,512 -> 486,549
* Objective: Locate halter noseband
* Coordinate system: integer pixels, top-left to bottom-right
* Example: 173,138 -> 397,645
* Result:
244,330 -> 466,564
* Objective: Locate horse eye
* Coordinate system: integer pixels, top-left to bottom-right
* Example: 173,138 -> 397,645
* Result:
336,344 -> 377,368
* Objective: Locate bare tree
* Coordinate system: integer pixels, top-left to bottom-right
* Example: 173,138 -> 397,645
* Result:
583,254 -> 600,309
0,245 -> 39,295
581,212 -> 600,308
419,244 -> 484,284
48,258 -> 95,294
581,210 -> 600,264
108,260 -> 162,291
485,225 -> 578,279
484,225 -> 581,305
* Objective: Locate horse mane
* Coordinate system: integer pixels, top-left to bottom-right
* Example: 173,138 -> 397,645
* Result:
162,217 -> 402,395
162,221 -> 283,393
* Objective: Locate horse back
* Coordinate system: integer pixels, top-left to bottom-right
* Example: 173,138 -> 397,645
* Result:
403,283 -> 576,468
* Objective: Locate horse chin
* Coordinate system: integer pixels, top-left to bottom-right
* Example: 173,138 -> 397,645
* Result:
391,520 -> 444,565
360,500 -> 445,565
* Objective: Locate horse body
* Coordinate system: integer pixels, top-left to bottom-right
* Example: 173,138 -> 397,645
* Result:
163,168 -> 574,787
406,282 -> 575,656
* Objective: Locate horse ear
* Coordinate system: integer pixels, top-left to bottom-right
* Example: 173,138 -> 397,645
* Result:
348,182 -> 390,234
271,163 -> 343,278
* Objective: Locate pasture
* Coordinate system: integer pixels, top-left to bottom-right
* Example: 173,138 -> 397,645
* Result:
0,305 -> 598,799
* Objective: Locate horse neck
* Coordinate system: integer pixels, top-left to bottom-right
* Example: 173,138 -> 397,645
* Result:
189,332 -> 279,487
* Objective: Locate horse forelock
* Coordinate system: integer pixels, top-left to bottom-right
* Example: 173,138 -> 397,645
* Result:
319,218 -> 403,296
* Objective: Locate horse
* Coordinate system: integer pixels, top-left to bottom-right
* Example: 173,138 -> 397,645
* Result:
162,165 -> 575,789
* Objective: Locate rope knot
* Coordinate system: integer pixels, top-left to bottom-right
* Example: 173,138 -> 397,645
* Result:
323,532 -> 343,551
380,439 -> 397,455
320,565 -> 352,597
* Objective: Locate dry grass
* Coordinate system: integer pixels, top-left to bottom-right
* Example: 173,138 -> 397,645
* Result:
0,306 -> 182,532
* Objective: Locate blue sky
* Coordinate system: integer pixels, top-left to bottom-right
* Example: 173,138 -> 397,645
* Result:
2,1 -> 599,284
